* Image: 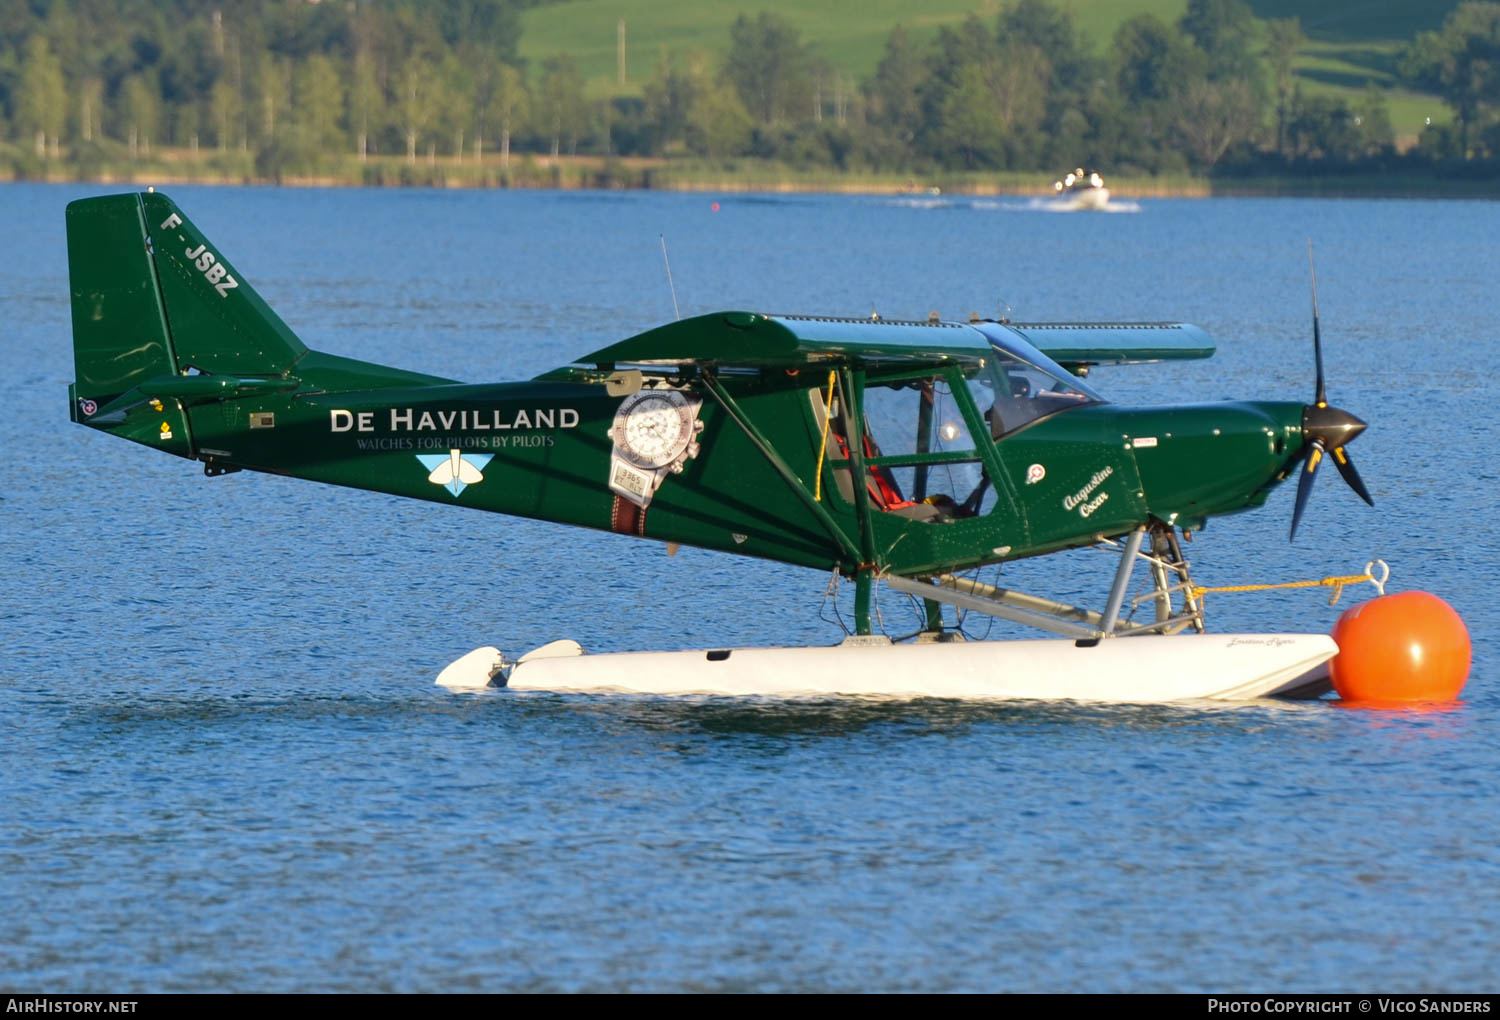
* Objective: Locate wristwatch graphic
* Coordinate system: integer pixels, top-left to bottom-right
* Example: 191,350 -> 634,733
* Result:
607,388 -> 704,534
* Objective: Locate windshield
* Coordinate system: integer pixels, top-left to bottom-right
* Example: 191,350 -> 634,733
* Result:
968,323 -> 1104,436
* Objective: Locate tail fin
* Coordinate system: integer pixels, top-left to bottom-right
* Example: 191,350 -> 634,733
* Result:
67,190 -> 309,454
68,191 -> 307,397
68,190 -> 454,459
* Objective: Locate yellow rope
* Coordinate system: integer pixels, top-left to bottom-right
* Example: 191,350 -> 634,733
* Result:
813,370 -> 836,501
1191,564 -> 1385,607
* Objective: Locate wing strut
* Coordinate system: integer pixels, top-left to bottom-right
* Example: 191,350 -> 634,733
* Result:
838,367 -> 880,634
697,370 -> 862,567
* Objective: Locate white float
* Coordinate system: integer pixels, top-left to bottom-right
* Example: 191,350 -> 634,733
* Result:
436,632 -> 1335,703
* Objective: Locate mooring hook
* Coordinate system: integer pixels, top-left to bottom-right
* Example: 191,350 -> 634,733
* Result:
1364,558 -> 1389,597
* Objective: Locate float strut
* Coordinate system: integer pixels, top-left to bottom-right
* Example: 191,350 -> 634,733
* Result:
1149,527 -> 1174,623
854,570 -> 874,636
1099,526 -> 1146,636
923,598 -> 943,633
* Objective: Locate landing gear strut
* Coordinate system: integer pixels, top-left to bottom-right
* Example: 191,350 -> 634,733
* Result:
881,521 -> 1207,641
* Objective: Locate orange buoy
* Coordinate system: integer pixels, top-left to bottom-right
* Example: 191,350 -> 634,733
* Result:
1329,591 -> 1471,703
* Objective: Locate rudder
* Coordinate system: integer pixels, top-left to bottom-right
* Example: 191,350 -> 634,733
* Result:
67,193 -> 178,406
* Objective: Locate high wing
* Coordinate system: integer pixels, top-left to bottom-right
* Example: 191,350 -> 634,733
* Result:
562,311 -> 992,373
547,312 -> 1212,380
1002,322 -> 1215,375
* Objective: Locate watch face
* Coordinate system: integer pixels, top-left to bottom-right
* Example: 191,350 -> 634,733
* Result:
611,390 -> 694,469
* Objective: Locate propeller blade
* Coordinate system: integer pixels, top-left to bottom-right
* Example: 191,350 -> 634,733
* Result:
1292,251 -> 1370,538
1331,445 -> 1374,506
1308,240 -> 1327,407
1289,440 -> 1325,542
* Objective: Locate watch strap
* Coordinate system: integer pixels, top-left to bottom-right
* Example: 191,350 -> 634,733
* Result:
610,495 -> 647,536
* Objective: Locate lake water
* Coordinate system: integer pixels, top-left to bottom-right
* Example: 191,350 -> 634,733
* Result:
2,183 -> 1497,992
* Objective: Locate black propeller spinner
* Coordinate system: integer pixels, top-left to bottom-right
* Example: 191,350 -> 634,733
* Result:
1290,244 -> 1374,541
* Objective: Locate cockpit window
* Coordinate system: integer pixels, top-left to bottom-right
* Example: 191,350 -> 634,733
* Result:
812,372 -> 997,520
967,352 -> 1100,437
964,325 -> 1104,436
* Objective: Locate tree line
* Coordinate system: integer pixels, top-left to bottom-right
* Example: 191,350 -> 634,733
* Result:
1,0 -> 538,178
3,0 -> 1500,182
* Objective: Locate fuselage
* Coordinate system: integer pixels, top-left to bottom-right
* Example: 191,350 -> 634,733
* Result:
97,343 -> 1304,580
66,189 -> 1320,584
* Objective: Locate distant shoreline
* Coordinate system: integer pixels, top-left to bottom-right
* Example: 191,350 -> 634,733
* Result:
5,153 -> 1498,200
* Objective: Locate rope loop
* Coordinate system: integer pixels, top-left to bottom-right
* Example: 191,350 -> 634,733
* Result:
1190,559 -> 1391,607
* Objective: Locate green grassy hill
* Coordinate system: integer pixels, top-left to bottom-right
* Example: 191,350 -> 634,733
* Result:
1244,0 -> 1460,41
519,0 -> 1462,141
1247,0 -> 1463,137
520,0 -> 1186,92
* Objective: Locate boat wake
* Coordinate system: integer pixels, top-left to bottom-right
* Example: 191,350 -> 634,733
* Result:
884,196 -> 1142,213
885,196 -> 954,210
973,197 -> 1143,214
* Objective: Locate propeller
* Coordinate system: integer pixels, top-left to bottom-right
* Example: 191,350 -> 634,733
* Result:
1289,243 -> 1374,541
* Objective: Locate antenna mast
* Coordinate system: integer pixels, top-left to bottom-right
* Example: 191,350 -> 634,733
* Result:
660,234 -> 680,321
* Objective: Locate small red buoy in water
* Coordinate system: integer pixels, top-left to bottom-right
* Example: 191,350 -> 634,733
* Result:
1329,591 -> 1471,703
711,201 -> 720,212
